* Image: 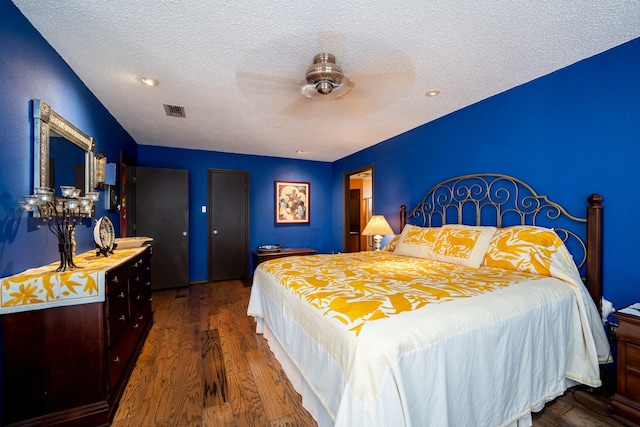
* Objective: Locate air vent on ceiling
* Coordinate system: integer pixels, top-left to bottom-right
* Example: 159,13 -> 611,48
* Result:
163,104 -> 186,118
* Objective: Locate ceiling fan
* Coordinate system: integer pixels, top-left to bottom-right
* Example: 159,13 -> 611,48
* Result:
301,53 -> 354,100
235,36 -> 415,116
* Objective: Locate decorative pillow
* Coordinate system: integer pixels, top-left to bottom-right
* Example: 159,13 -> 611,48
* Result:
382,234 -> 400,251
483,225 -> 564,276
393,224 -> 440,258
430,224 -> 497,268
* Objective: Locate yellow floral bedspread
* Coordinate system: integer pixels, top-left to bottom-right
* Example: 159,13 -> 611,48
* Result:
1,247 -> 146,314
262,251 -> 541,336
251,249 -> 611,425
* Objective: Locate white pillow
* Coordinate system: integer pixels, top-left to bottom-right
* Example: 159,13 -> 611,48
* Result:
429,224 -> 497,268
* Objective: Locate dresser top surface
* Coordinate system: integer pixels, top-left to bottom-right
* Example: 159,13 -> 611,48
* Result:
1,246 -> 149,315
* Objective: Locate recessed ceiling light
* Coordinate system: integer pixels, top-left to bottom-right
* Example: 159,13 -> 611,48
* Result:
141,77 -> 159,87
296,150 -> 304,154
425,90 -> 440,97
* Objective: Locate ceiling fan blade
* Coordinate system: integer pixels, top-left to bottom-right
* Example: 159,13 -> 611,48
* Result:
351,70 -> 415,85
236,70 -> 300,88
346,70 -> 416,111
280,96 -> 314,117
235,70 -> 306,105
334,93 -> 367,116
280,88 -> 367,118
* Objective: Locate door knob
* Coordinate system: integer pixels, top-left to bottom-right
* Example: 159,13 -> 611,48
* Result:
213,229 -> 218,235
182,231 -> 187,236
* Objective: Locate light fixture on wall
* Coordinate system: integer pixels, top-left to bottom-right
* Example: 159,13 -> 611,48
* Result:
20,186 -> 100,271
95,152 -> 107,189
362,215 -> 393,251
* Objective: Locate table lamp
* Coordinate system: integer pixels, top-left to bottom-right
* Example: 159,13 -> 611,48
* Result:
362,215 -> 394,251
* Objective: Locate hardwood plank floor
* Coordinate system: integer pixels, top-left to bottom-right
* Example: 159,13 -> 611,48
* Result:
112,280 -> 624,427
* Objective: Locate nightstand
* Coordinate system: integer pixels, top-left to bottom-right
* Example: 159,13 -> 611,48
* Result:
253,247 -> 317,267
612,304 -> 640,425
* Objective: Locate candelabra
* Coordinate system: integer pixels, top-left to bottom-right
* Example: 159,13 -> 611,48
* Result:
20,186 -> 99,272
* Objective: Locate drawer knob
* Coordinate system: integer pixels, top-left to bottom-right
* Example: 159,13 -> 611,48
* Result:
113,276 -> 119,283
133,323 -> 139,329
112,356 -> 120,364
138,315 -> 144,320
119,314 -> 126,321
136,295 -> 141,300
149,297 -> 153,302
118,291 -> 125,298
145,281 -> 151,286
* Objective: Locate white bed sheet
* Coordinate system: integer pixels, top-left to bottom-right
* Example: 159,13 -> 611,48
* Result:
248,254 -> 608,427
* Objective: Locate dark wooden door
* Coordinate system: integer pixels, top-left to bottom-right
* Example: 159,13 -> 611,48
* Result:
136,167 -> 189,290
349,189 -> 361,252
208,169 -> 248,281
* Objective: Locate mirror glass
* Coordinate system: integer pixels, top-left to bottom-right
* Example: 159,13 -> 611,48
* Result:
32,99 -> 96,197
49,133 -> 87,196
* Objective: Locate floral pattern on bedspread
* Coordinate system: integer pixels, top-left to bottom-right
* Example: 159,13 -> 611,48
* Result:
261,251 -> 542,335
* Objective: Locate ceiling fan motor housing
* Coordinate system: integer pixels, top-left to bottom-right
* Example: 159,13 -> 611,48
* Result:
306,53 -> 344,94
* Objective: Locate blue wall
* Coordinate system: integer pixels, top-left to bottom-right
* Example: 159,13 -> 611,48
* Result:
0,1 -> 138,277
332,37 -> 640,309
138,146 -> 332,281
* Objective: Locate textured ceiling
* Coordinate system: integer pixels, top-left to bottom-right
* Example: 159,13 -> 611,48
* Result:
11,0 -> 640,162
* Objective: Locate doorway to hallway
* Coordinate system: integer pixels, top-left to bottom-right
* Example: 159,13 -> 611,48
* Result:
343,166 -> 373,253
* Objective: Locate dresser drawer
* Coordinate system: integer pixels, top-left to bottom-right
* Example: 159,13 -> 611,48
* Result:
106,284 -> 130,345
130,282 -> 143,315
133,303 -> 152,335
108,322 -> 138,392
628,341 -> 640,367
624,342 -> 640,402
613,310 -> 640,424
105,266 -> 129,294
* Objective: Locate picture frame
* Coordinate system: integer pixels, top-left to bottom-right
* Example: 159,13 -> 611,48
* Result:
275,181 -> 310,224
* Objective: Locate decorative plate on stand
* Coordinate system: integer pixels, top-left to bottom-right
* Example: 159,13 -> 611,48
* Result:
94,216 -> 115,256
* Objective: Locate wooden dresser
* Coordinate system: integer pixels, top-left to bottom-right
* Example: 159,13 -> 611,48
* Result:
1,246 -> 153,426
612,306 -> 640,425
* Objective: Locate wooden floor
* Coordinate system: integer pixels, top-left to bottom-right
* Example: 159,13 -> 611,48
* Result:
112,280 -> 624,427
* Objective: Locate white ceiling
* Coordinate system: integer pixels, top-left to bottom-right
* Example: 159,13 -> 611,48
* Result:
12,1 -> 640,162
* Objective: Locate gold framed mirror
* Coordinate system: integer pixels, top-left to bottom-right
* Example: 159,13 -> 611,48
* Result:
32,99 -> 97,196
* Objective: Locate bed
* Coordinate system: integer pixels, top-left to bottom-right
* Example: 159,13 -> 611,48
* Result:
247,173 -> 610,427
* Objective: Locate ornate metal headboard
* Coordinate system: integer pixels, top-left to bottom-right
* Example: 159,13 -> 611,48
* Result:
399,173 -> 603,311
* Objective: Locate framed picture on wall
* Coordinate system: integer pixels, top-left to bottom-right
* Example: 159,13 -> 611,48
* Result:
275,181 -> 310,224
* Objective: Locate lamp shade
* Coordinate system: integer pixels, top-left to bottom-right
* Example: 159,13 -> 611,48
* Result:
362,215 -> 393,236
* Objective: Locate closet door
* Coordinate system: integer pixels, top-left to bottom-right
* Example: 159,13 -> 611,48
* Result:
136,167 -> 189,289
208,169 -> 248,281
